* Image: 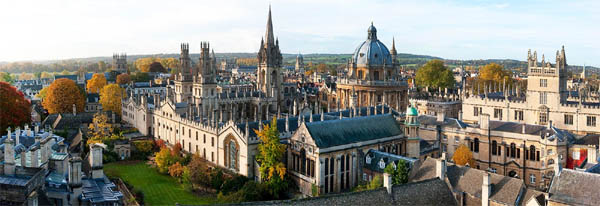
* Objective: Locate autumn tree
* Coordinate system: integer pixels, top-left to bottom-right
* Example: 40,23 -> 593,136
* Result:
254,117 -> 288,198
160,58 -> 179,69
36,87 -> 48,100
116,73 -> 131,84
61,69 -> 71,75
316,63 -> 329,73
156,147 -> 175,174
169,162 -> 185,178
40,72 -> 53,79
149,62 -> 167,73
19,72 -> 33,80
42,78 -> 85,114
476,63 -> 514,89
415,59 -> 456,89
0,82 -> 31,135
452,144 -> 475,166
87,73 -> 107,93
98,61 -> 107,72
99,84 -> 126,115
86,113 -> 113,145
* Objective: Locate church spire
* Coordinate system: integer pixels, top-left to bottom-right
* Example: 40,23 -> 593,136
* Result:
265,5 -> 275,46
391,37 -> 397,55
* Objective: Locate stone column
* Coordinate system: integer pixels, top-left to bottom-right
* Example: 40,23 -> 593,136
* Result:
336,155 -> 342,192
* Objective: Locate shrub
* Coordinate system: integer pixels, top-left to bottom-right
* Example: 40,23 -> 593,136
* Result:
210,169 -> 225,190
217,181 -> 269,203
168,162 -> 184,178
220,175 -> 249,195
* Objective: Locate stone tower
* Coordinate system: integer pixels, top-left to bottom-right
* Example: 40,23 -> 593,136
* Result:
112,53 -> 127,73
194,42 -> 218,111
526,46 -> 568,108
175,43 -> 194,103
257,6 -> 283,104
295,53 -> 305,73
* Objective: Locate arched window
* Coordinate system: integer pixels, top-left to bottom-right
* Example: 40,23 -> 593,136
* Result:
491,141 -> 498,155
300,149 -> 307,175
529,145 -> 536,161
229,140 -> 237,170
510,143 -> 516,158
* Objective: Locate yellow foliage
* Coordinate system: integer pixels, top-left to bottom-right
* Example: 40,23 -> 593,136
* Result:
99,84 -> 126,115
42,78 -> 85,114
86,113 -> 113,146
452,144 -> 475,166
87,73 -> 107,93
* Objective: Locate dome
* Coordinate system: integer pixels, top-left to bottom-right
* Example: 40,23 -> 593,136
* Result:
406,106 -> 418,116
351,23 -> 393,67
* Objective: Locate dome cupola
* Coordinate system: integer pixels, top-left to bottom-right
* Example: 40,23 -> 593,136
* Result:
351,23 -> 393,68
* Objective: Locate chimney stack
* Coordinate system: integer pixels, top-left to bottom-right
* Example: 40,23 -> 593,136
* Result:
482,173 -> 491,206
554,156 -> 562,177
437,112 -> 445,122
72,104 -> 76,115
15,127 -> 20,145
34,125 -> 39,135
436,157 -> 446,180
383,172 -> 393,194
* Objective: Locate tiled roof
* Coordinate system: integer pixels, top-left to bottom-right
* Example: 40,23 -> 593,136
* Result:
549,169 -> 600,205
216,178 -> 456,206
305,114 -> 402,148
410,158 -> 526,206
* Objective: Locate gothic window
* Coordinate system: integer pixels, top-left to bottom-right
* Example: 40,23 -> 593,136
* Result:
510,143 -> 516,158
492,141 -> 498,155
529,145 -> 536,161
540,79 -> 547,87
229,140 -> 237,170
324,158 -> 329,193
300,149 -> 306,175
540,92 -> 547,104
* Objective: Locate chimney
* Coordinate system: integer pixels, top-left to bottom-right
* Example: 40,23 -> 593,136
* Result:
72,104 -> 76,115
4,128 -> 16,175
34,125 -> 39,135
90,144 -> 105,179
436,157 -> 446,180
383,172 -> 393,194
285,114 -> 289,132
548,120 -> 553,129
482,173 -> 491,206
15,127 -> 20,145
437,112 -> 445,122
458,111 -> 463,121
522,124 -> 526,134
480,114 -> 490,130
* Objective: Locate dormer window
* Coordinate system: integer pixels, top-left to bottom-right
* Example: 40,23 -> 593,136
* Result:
365,155 -> 372,164
379,159 -> 386,169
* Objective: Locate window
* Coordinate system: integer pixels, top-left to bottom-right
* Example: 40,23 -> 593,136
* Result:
529,145 -> 536,161
492,141 -> 498,155
587,116 -> 596,127
530,174 -> 536,184
474,107 -> 481,116
510,143 -> 516,158
540,92 -> 547,104
514,110 -> 523,121
474,138 -> 479,153
211,137 -> 214,147
229,141 -> 237,169
540,79 -> 547,87
539,112 -> 548,125
494,108 -> 503,120
204,134 -> 206,143
564,114 -> 574,125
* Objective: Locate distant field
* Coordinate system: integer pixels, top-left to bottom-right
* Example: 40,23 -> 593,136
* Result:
104,161 -> 217,205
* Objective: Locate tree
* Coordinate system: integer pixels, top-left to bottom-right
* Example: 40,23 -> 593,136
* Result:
116,73 -> 131,84
61,69 -> 71,75
42,78 -> 85,114
86,113 -> 113,145
477,63 -> 514,88
169,162 -> 185,178
149,62 -> 167,73
160,58 -> 179,69
415,59 -> 456,89
131,72 -> 151,82
98,61 -> 107,72
254,117 -> 288,198
452,144 -> 475,166
36,87 -> 48,100
40,72 -> 53,79
19,72 -> 33,80
185,153 -> 211,187
0,82 -> 31,135
0,72 -> 14,83
317,63 -> 329,73
155,147 -> 175,174
384,160 -> 409,185
34,72 -> 42,79
99,84 -> 126,115
87,73 -> 107,93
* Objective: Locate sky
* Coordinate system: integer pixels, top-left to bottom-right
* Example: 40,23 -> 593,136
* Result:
0,0 -> 599,66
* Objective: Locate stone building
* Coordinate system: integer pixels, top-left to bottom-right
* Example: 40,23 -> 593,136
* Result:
418,112 -> 574,190
287,114 -> 409,196
462,46 -> 600,135
409,88 -> 462,119
112,53 -> 127,73
336,24 -> 408,111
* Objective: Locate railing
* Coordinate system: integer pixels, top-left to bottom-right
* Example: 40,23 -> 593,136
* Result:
115,178 -> 140,206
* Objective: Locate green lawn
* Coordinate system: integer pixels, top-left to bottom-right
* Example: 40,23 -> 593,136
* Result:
104,161 -> 217,205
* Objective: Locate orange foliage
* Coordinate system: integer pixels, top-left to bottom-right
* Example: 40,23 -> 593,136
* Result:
42,78 -> 85,114
116,73 -> 131,84
87,73 -> 107,93
452,144 -> 475,166
169,162 -> 184,177
0,82 -> 31,135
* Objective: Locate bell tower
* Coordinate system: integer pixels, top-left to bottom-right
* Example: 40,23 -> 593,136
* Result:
175,43 -> 194,103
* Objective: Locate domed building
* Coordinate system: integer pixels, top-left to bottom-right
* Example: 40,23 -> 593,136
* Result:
336,23 -> 408,110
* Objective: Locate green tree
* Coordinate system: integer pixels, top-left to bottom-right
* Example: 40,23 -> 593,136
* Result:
0,72 -> 14,83
384,160 -> 409,185
415,59 -> 456,89
34,72 -> 42,79
98,61 -> 107,72
254,117 -> 288,198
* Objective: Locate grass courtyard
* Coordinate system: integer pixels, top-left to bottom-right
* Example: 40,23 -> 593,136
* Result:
104,161 -> 217,205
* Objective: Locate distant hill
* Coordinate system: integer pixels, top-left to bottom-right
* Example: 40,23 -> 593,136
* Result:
0,52 -> 596,76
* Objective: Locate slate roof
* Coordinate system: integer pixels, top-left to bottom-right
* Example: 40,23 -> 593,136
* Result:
574,134 -> 600,146
54,75 -> 78,81
86,93 -> 100,103
364,149 -> 417,173
80,177 -> 123,204
410,158 -> 526,206
217,178 -> 456,206
418,115 -> 469,129
548,169 -> 600,205
305,114 -> 401,148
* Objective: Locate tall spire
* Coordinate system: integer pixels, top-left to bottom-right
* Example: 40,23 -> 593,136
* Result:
391,37 -> 397,54
265,5 -> 275,46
